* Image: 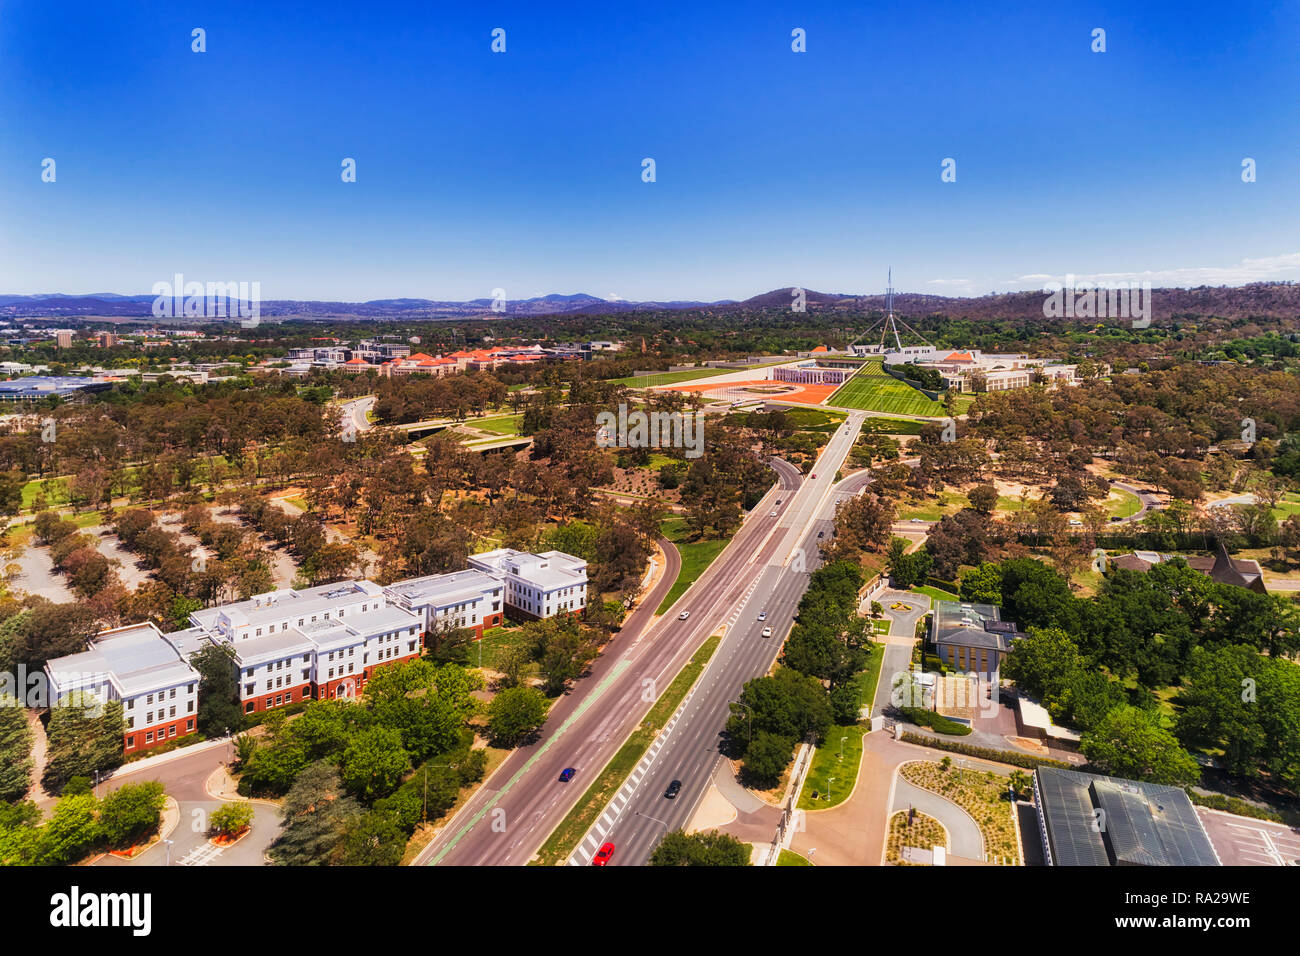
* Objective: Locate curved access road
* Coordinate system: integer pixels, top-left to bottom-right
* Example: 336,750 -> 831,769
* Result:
891,776 -> 984,861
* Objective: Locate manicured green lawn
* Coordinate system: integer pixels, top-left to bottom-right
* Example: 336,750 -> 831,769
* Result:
613,368 -> 732,388
657,517 -> 730,614
471,414 -> 523,436
828,361 -> 948,416
1106,488 -> 1142,518
797,724 -> 867,810
909,585 -> 958,603
777,849 -> 812,866
1270,492 -> 1300,520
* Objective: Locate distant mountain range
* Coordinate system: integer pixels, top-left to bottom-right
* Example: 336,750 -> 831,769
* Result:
1,283 -> 1297,321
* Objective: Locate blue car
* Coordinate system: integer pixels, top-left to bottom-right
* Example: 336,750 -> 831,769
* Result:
559,767 -> 577,783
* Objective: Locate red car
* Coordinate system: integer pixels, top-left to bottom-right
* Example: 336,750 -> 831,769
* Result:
592,842 -> 615,866
811,473 -> 817,479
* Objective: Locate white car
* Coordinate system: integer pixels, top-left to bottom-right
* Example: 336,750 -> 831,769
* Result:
678,611 -> 690,621
761,626 -> 773,638
758,611 -> 767,621
769,510 -> 778,517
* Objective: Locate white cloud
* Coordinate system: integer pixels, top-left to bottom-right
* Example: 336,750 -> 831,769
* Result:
1007,253 -> 1300,290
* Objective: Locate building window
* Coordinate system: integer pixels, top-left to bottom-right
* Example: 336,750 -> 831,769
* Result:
126,736 -> 135,749
187,719 -> 194,731
245,702 -> 255,714
145,732 -> 154,743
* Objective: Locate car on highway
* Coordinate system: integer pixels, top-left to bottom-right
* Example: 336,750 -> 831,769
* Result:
810,473 -> 817,479
592,842 -> 615,866
664,780 -> 682,799
761,626 -> 773,638
757,610 -> 767,621
769,510 -> 778,517
559,767 -> 576,783
678,611 -> 690,620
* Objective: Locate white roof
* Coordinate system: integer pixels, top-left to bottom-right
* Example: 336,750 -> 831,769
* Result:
46,622 -> 198,698
385,568 -> 502,610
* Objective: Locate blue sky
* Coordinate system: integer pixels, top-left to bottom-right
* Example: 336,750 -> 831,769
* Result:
1,1 -> 1298,301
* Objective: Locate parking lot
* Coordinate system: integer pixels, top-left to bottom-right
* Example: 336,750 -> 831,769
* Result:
1197,807 -> 1300,866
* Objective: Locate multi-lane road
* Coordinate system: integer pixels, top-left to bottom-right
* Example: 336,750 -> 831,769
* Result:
573,413 -> 867,865
416,410 -> 866,866
415,457 -> 804,866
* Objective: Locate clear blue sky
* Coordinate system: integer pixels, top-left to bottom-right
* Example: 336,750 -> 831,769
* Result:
1,1 -> 1297,301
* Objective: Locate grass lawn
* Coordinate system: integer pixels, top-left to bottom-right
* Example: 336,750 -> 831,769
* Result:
613,368 -> 732,388
470,414 -> 523,436
828,361 -> 948,417
472,624 -> 536,677
21,478 -> 70,509
1106,488 -> 1142,518
909,585 -> 958,603
281,494 -> 310,511
896,491 -> 968,522
797,724 -> 867,810
1270,492 -> 1300,520
871,618 -> 890,635
776,849 -> 813,866
657,517 -> 729,614
532,634 -> 722,865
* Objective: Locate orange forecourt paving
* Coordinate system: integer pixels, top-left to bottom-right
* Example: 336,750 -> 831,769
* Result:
657,378 -> 841,406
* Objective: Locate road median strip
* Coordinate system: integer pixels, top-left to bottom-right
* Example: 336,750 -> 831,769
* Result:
531,633 -> 723,866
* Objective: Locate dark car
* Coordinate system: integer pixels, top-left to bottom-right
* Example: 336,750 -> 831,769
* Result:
559,767 -> 577,782
664,779 -> 682,799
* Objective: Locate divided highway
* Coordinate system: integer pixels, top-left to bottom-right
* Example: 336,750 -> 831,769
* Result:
416,456 -> 805,866
572,412 -> 867,865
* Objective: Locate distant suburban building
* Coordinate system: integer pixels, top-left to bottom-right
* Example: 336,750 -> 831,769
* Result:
468,549 -> 588,621
0,375 -> 113,402
929,600 -> 1025,680
1033,767 -> 1220,866
55,330 -> 74,349
1108,542 -> 1267,594
44,622 -> 200,753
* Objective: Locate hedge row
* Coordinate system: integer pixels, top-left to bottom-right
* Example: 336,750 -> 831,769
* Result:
1186,789 -> 1300,828
899,731 -> 1074,771
899,708 -> 972,736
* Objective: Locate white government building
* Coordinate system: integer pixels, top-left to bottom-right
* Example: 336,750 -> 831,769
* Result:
44,549 -> 587,753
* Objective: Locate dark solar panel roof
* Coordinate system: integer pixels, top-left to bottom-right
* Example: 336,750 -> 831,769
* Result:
1034,768 -> 1219,867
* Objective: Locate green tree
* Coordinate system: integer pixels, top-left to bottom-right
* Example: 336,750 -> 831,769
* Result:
210,801 -> 254,838
487,686 -> 549,747
97,781 -> 165,848
340,725 -> 410,802
1081,706 -> 1200,786
268,760 -> 361,865
35,793 -> 100,865
959,562 -> 1003,605
190,643 -> 245,738
0,693 -> 34,801
649,829 -> 752,866
42,694 -> 124,794
739,731 -> 796,788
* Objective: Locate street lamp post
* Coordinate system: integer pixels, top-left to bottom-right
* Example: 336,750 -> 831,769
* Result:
163,838 -> 174,867
827,776 -> 836,802
839,735 -> 847,760
732,701 -> 753,747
